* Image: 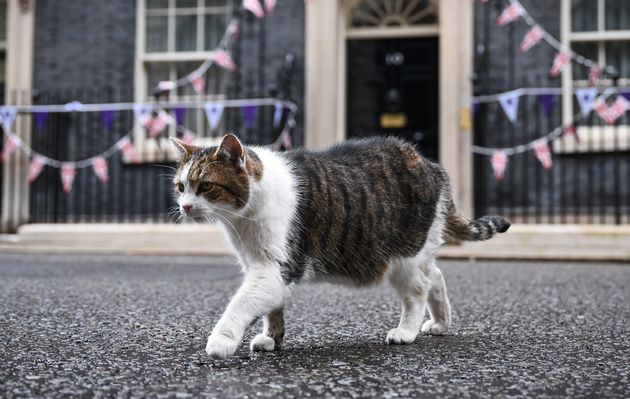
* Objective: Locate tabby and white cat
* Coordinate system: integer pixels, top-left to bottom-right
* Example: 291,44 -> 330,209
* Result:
171,134 -> 510,359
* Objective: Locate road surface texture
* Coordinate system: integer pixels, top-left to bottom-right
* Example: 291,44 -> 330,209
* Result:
0,253 -> 628,398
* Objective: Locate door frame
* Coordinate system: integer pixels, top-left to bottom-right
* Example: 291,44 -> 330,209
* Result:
305,0 -> 474,216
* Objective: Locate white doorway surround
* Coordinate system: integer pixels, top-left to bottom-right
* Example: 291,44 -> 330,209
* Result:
305,0 -> 474,216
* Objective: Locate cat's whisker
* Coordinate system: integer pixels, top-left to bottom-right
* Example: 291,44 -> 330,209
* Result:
212,204 -> 257,222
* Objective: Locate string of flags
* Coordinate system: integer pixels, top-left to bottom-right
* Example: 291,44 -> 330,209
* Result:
1,98 -> 297,194
485,0 -> 615,79
472,89 -> 629,182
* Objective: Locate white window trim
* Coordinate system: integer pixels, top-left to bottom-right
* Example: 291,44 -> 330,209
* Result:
132,0 -> 228,163
558,0 -> 630,154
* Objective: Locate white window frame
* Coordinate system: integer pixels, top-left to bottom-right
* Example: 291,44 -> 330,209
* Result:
558,0 -> 630,153
133,0 -> 230,162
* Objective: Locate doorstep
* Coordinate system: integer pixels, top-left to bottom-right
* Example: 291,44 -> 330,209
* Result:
0,223 -> 628,261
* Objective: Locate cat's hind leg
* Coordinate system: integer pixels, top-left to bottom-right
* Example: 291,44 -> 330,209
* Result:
250,308 -> 284,352
386,257 -> 430,345
421,260 -> 451,335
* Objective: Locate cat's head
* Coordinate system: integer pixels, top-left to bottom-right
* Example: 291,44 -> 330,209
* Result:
170,134 -> 261,222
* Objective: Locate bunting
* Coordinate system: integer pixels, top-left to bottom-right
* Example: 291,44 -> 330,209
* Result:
533,139 -> 553,170
496,3 -> 522,26
242,105 -> 258,128
61,163 -> 77,194
575,88 -> 598,117
204,102 -> 225,131
118,137 -> 140,164
0,106 -> 18,133
214,50 -> 237,72
550,51 -> 571,77
243,0 -> 265,18
190,74 -> 206,95
491,151 -> 508,182
1,134 -> 20,161
92,156 -> 109,184
498,91 -> 520,123
520,25 -> 543,52
27,155 -> 46,184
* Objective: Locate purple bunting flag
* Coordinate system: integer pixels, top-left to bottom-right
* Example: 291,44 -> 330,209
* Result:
242,105 -> 258,128
34,112 -> 49,133
539,94 -> 555,117
173,107 -> 187,126
101,110 -> 115,131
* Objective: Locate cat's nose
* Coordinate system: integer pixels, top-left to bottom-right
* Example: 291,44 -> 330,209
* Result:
182,204 -> 193,215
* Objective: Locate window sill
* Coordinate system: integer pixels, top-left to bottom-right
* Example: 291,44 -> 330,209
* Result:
553,125 -> 630,154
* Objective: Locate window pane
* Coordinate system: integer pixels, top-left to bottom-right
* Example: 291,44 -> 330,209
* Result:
204,14 -> 226,50
146,16 -> 168,52
176,0 -> 198,8
0,0 -> 6,42
206,0 -> 227,7
146,62 -> 170,96
605,0 -> 630,30
176,15 -> 198,51
606,41 -> 630,78
176,61 -> 202,96
147,0 -> 168,9
572,0 -> 598,32
572,42 -> 598,80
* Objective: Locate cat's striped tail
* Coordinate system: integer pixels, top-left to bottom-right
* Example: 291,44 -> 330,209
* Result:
444,200 -> 511,242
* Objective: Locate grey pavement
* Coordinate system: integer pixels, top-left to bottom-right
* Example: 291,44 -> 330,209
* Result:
0,253 -> 628,398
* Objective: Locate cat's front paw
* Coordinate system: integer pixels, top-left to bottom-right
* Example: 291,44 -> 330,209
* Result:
386,328 -> 417,345
421,320 -> 448,335
205,334 -> 238,359
250,334 -> 275,352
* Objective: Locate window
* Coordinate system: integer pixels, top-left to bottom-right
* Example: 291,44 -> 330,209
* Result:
135,0 -> 231,159
558,0 -> 630,153
0,0 -> 6,104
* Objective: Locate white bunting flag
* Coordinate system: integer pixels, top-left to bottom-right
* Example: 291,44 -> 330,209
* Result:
550,51 -> 571,77
227,20 -> 240,37
265,0 -> 276,14
189,74 -> 206,95
118,137 -> 140,164
204,102 -> 225,131
491,151 -> 508,182
214,50 -> 237,72
273,101 -> 283,128
575,88 -> 599,116
0,106 -> 17,133
520,25 -> 543,52
27,155 -> 46,184
61,163 -> 76,194
533,139 -> 553,170
1,134 -> 21,161
92,156 -> 109,184
243,0 -> 265,18
63,101 -> 84,112
498,90 -> 520,123
497,3 -> 523,26
133,104 -> 152,125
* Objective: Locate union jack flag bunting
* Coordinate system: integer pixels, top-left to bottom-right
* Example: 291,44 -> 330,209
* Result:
61,163 -> 76,194
118,137 -> 140,164
146,110 -> 173,138
589,65 -> 602,86
549,51 -> 571,77
491,151 -> 508,182
92,156 -> 109,184
563,124 -> 580,143
533,139 -> 553,170
214,50 -> 237,72
243,0 -> 264,18
520,25 -> 543,52
27,155 -> 46,183
601,96 -> 630,125
227,20 -> 240,38
265,0 -> 276,13
497,3 -> 523,26
1,134 -> 21,162
157,81 -> 176,92
189,74 -> 206,95
182,129 -> 195,145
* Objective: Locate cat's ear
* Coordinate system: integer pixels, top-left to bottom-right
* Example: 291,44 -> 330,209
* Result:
218,133 -> 245,167
170,137 -> 199,158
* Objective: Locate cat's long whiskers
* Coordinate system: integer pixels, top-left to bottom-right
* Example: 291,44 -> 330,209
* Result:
212,205 -> 257,222
210,213 -> 244,247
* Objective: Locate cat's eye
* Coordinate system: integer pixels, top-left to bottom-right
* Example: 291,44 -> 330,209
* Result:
175,183 -> 184,193
198,182 -> 214,193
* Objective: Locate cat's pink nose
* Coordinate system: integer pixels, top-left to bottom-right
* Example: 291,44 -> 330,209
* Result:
182,204 -> 193,215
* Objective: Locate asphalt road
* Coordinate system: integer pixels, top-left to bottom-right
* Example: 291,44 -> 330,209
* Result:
0,253 -> 628,398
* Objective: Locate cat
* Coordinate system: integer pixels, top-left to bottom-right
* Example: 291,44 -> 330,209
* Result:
170,134 -> 510,359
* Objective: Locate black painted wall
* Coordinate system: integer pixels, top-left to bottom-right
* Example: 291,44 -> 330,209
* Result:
28,0 -> 305,222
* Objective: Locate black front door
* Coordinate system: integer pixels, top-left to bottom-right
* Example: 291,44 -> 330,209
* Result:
347,37 -> 439,161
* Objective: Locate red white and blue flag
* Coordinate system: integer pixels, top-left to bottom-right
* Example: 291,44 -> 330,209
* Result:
533,139 -> 553,170
550,51 -> 571,77
27,155 -> 46,183
497,3 -> 523,26
491,151 -> 508,181
92,156 -> 109,184
61,163 -> 76,194
520,25 -> 543,52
